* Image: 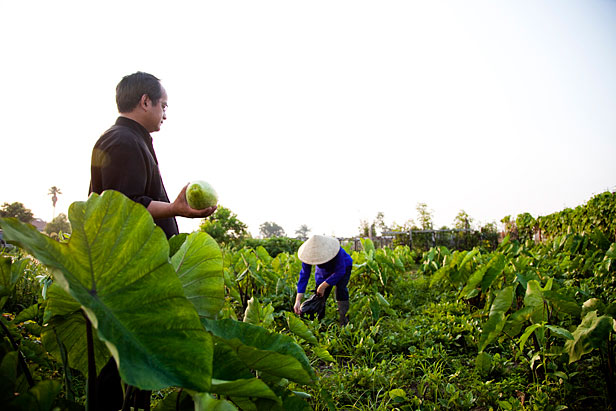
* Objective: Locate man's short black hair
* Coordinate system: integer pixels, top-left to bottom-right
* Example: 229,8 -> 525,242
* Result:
116,72 -> 162,113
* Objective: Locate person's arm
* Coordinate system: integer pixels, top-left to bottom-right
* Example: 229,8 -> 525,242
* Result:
147,184 -> 216,219
294,263 -> 312,314
318,250 -> 346,296
94,137 -> 215,220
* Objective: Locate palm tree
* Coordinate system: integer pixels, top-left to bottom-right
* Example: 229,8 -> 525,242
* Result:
48,186 -> 62,218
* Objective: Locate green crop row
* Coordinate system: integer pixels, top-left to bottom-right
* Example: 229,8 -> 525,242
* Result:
1,190 -> 615,410
511,191 -> 616,243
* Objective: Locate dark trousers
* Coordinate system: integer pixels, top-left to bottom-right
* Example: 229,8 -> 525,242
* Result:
96,357 -> 151,410
316,265 -> 351,320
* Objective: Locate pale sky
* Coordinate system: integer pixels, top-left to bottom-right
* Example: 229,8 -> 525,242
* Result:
2,1 -> 615,238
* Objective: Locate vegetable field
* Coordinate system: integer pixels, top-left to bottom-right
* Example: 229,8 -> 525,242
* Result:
1,190 -> 615,410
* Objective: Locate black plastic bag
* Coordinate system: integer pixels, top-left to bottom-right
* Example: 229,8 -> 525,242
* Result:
300,294 -> 325,316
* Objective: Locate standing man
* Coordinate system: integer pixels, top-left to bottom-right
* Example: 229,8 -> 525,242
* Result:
90,71 -> 216,239
293,235 -> 353,326
89,71 -> 216,410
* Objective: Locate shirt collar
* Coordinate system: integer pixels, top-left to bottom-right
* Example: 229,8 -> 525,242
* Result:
115,116 -> 152,141
115,116 -> 158,163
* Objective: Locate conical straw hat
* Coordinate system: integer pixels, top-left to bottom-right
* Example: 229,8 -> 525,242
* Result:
298,235 -> 340,265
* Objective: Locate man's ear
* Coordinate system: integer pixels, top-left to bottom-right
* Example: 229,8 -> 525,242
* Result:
139,94 -> 150,110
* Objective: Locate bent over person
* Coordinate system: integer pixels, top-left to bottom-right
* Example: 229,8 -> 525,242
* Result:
294,235 -> 353,325
89,71 -> 216,410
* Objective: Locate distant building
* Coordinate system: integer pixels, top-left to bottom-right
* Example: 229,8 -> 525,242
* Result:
30,218 -> 46,231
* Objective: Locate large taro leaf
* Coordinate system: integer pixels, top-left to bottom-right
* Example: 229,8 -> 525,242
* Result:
211,337 -> 253,379
208,334 -> 287,406
41,284 -> 111,377
285,312 -> 318,345
171,232 -> 224,318
202,318 -> 316,385
285,313 -> 334,362
544,290 -> 582,318
255,246 -> 273,265
481,253 -> 506,292
243,297 -> 275,327
192,393 -> 238,410
478,286 -> 513,352
565,311 -> 615,363
524,280 -> 547,323
210,378 -> 280,405
490,286 -> 514,316
478,311 -> 506,353
0,256 -> 28,309
0,191 -> 212,391
460,264 -> 487,299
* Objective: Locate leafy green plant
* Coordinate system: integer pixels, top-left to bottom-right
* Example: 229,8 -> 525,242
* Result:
2,189 -> 616,410
242,237 -> 303,257
0,190 -> 315,409
538,191 -> 616,241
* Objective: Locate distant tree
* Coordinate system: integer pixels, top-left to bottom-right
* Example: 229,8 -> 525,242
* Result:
358,219 -> 373,238
0,202 -> 34,223
481,221 -> 498,234
374,211 -> 388,235
453,210 -> 473,230
259,221 -> 285,238
357,212 -> 389,239
515,212 -> 537,242
416,203 -> 433,230
199,205 -> 248,247
391,218 -> 418,231
480,221 -> 500,250
501,215 -> 518,240
45,213 -> 71,236
295,224 -> 311,241
48,186 -> 62,218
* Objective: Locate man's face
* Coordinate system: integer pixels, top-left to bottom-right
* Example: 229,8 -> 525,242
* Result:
146,85 -> 168,133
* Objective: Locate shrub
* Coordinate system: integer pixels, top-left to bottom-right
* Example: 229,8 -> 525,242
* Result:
242,236 -> 303,257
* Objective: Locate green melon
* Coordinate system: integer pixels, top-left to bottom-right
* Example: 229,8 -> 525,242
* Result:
186,180 -> 218,210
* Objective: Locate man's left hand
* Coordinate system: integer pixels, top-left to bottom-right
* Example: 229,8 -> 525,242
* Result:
172,184 -> 217,218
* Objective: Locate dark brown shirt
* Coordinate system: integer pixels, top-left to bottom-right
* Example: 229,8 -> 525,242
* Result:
89,117 -> 179,238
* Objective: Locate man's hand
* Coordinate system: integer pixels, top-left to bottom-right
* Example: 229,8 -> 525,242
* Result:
316,281 -> 330,297
171,184 -> 217,218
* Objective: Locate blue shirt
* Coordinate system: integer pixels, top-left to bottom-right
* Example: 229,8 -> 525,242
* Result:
296,248 -> 353,294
